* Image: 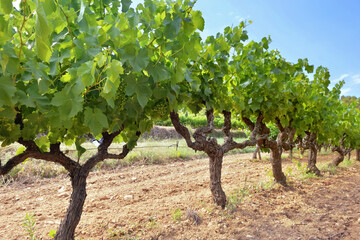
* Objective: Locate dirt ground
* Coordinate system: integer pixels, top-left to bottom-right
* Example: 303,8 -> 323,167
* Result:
1,152 -> 360,240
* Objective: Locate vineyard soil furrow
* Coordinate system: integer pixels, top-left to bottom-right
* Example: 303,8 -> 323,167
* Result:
1,152 -> 360,239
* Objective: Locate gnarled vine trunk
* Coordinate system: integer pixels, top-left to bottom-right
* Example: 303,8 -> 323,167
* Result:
324,145 -> 329,152
170,110 -> 262,209
332,150 -> 345,166
289,147 -> 293,160
300,132 -> 321,176
307,145 -> 320,176
331,146 -> 351,167
300,148 -> 306,156
269,143 -> 286,185
209,153 -> 226,208
254,119 -> 287,185
356,149 -> 360,161
1,126 -> 135,240
55,168 -> 88,240
252,144 -> 261,160
332,136 -> 352,167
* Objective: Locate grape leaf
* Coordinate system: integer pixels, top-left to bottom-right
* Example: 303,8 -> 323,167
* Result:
35,2 -> 52,62
77,0 -> 86,22
125,75 -> 152,108
147,63 -> 171,82
0,0 -> 12,15
121,0 -> 132,13
0,15 -> 11,41
191,11 -> 204,31
164,14 -> 182,39
77,61 -> 95,87
84,107 -> 109,136
0,77 -> 16,107
51,85 -> 83,119
122,46 -> 149,72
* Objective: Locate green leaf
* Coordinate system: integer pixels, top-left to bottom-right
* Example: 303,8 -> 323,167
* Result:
1,55 -> 19,75
0,77 -> 16,107
15,146 -> 26,156
183,20 -> 196,37
153,86 -> 168,100
0,15 -> 11,41
35,2 -> 52,62
164,14 -> 182,39
75,137 -> 86,159
305,64 -> 314,74
174,60 -> 187,83
26,83 -> 51,112
126,8 -> 140,28
192,11 -> 204,31
121,0 -> 132,13
77,0 -> 86,22
139,119 -> 152,133
14,90 -> 36,107
125,74 -> 136,96
185,36 -> 202,60
49,230 -> 57,238
0,0 -> 12,15
35,136 -> 50,152
95,52 -> 108,68
107,60 -> 124,82
125,75 -> 152,108
84,107 -> 109,136
60,72 -> 72,83
261,37 -> 269,49
118,29 -> 138,48
147,63 -> 171,82
136,77 -> 152,108
77,61 -> 95,87
122,46 -> 149,72
51,85 -> 83,119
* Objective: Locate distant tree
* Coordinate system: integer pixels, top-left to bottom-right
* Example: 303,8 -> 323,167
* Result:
341,96 -> 360,110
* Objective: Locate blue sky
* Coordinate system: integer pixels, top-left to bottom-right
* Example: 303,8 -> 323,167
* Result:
190,0 -> 360,97
139,0 -> 360,97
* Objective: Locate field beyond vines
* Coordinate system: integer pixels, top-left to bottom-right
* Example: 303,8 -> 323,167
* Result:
1,151 -> 360,240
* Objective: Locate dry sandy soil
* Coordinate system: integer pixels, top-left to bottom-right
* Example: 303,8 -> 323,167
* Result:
1,152 -> 360,240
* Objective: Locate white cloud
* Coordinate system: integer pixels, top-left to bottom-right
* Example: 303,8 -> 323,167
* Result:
351,74 -> 360,84
333,73 -> 350,83
234,15 -> 245,22
341,87 -> 352,95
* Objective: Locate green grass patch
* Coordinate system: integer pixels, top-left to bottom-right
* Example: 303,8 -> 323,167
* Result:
319,163 -> 338,175
171,208 -> 182,222
340,158 -> 354,167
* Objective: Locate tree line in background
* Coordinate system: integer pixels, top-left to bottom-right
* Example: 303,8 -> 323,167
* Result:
341,95 -> 360,109
0,0 -> 359,239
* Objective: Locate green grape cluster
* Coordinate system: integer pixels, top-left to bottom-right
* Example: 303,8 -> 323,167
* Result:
151,100 -> 170,120
116,78 -> 127,111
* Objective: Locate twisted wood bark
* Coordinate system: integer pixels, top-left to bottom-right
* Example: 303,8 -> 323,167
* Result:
298,132 -> 321,176
307,144 -> 320,176
209,152 -> 226,208
331,135 -> 353,167
251,118 -> 287,185
1,127 -> 136,239
252,144 -> 261,160
170,110 -> 261,208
